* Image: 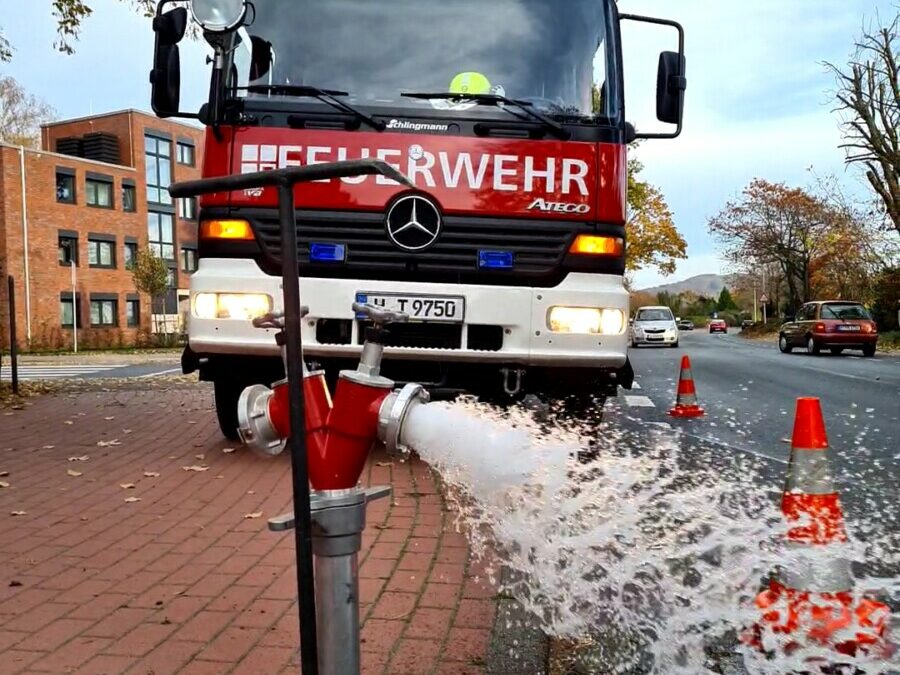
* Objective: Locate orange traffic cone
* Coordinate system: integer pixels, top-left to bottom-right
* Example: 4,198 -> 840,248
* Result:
668,355 -> 705,418
744,397 -> 892,659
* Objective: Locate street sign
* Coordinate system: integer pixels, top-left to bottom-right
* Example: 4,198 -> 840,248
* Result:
759,293 -> 769,304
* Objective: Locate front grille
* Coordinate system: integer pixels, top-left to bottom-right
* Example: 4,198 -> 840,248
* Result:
250,210 -> 576,287
358,321 -> 462,350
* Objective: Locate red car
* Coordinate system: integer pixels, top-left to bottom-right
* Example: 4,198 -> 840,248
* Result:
708,319 -> 727,334
779,301 -> 878,356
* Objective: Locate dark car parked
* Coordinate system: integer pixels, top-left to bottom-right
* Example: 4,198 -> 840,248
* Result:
741,319 -> 755,329
779,301 -> 878,356
677,319 -> 694,331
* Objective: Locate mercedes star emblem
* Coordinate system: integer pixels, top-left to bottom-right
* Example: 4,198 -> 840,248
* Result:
385,194 -> 442,251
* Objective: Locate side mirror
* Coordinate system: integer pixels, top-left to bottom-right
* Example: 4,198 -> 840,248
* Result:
249,36 -> 275,82
656,51 -> 686,125
150,7 -> 187,117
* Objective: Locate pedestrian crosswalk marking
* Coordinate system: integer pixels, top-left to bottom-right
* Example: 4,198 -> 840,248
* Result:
0,364 -> 125,381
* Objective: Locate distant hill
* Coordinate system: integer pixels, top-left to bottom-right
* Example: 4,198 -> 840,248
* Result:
638,274 -> 725,298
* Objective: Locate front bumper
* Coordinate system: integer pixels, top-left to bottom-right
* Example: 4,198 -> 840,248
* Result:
187,258 -> 629,369
632,332 -> 678,345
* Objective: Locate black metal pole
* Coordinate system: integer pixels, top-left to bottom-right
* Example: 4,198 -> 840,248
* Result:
277,182 -> 319,674
7,276 -> 18,395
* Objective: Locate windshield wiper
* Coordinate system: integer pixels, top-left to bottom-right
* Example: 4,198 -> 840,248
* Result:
401,92 -> 570,140
245,84 -> 386,132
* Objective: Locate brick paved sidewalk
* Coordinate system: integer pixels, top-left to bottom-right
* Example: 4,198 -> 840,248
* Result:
0,387 -> 499,674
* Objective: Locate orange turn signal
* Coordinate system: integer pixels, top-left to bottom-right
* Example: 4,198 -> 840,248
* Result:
199,219 -> 254,241
569,234 -> 624,256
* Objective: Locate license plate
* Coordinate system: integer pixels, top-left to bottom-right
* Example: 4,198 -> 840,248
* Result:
837,325 -> 861,332
355,292 -> 465,322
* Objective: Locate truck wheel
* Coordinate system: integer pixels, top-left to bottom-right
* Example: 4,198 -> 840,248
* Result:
214,378 -> 246,440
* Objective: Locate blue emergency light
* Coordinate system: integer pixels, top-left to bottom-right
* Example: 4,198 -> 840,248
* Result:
309,242 -> 346,263
478,250 -> 514,269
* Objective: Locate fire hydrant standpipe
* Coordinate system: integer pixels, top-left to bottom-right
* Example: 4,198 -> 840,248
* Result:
170,159 -> 414,675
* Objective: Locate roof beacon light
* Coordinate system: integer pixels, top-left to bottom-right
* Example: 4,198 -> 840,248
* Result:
190,0 -> 247,33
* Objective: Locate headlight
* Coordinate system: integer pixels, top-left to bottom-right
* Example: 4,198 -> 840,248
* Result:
191,0 -> 247,33
548,307 -> 625,335
193,293 -> 272,320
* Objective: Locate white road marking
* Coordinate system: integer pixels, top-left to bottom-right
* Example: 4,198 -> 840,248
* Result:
631,382 -> 642,390
624,395 -> 655,408
135,367 -> 182,378
0,364 -> 125,381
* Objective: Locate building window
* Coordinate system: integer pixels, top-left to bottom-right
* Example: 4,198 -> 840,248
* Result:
124,242 -> 138,270
88,239 -> 115,268
176,142 -> 195,166
178,197 -> 197,221
60,296 -> 81,328
145,135 -> 172,205
56,172 -> 76,204
148,212 -> 175,260
58,235 -> 78,265
181,247 -> 198,273
164,267 -> 178,314
90,298 -> 118,327
86,179 -> 113,208
126,299 -> 140,327
122,184 -> 137,212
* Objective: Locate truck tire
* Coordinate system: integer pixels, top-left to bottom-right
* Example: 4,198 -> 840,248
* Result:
214,378 -> 246,440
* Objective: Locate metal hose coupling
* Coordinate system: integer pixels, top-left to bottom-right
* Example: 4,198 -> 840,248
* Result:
377,383 -> 430,456
237,382 -> 287,457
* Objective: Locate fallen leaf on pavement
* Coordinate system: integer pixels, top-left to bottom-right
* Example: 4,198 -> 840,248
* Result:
104,416 -> 115,421
143,471 -> 160,478
244,512 -> 263,519
64,420 -> 74,425
376,461 -> 393,467
247,490 -> 255,495
181,465 -> 209,472
222,448 -> 236,454
123,429 -> 132,434
0,481 -> 9,488
120,483 -> 136,489
195,454 -> 205,460
67,469 -> 83,477
68,456 -> 89,462
43,445 -> 55,449
10,511 -> 26,516
0,471 -> 8,477
780,438 -> 791,444
9,580 -> 22,587
124,497 -> 141,503
216,475 -> 224,479
187,421 -> 197,425
97,439 -> 121,447
80,516 -> 88,521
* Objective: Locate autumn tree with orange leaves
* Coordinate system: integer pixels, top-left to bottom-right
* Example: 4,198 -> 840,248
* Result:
626,157 -> 687,277
709,178 -> 898,315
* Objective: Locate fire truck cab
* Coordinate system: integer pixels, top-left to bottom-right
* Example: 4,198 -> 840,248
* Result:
150,0 -> 686,440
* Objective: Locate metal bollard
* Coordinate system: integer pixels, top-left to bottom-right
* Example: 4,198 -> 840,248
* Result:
270,485 -> 391,675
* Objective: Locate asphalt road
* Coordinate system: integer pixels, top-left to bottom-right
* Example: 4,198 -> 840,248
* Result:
616,329 -> 899,579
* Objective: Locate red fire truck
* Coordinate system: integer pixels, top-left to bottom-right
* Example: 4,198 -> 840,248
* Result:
150,0 -> 686,440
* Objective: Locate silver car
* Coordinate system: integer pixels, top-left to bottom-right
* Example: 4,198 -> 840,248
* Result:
630,306 -> 679,348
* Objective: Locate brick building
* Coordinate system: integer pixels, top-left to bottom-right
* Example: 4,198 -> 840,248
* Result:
0,110 -> 205,350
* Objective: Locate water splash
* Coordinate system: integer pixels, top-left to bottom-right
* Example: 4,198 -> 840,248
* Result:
399,398 -> 899,674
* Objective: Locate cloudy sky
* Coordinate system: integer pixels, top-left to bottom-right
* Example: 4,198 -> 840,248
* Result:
1,0 -> 893,288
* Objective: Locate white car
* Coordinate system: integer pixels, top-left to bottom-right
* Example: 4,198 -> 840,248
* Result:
630,306 -> 679,348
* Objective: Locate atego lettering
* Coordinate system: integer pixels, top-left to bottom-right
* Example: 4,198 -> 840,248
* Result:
238,144 -> 590,196
527,198 -> 590,214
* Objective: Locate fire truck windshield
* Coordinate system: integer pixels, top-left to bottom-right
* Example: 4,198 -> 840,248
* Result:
230,0 -> 620,123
